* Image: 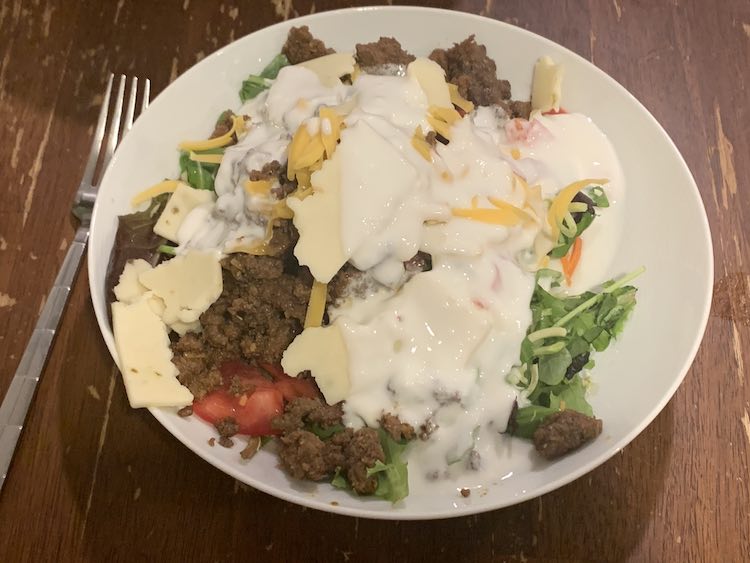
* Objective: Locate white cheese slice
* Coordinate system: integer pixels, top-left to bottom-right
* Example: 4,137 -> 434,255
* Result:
531,56 -> 563,112
113,259 -> 152,304
287,145 -> 346,283
153,183 -> 216,243
138,251 -> 223,325
112,298 -> 193,408
406,57 -> 451,108
298,52 -> 356,87
337,120 -> 417,260
282,324 -> 350,405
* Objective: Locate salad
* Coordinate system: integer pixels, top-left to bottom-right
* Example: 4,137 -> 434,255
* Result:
107,27 -> 640,503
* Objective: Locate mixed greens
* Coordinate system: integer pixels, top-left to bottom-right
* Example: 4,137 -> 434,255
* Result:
239,53 -> 290,102
508,266 -> 643,438
332,429 -> 411,503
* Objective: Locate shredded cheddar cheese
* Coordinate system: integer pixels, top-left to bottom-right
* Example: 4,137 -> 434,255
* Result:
547,178 -> 608,240
452,195 -> 532,227
178,115 -> 246,152
304,281 -> 328,328
244,179 -> 273,197
131,180 -> 180,206
510,148 -> 521,160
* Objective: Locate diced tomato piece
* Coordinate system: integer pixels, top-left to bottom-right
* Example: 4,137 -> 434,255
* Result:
192,391 -> 235,425
542,107 -> 568,115
193,360 -> 316,436
232,387 -> 284,436
193,386 -> 284,437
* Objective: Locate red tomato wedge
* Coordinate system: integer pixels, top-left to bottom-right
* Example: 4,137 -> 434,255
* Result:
192,361 -> 316,436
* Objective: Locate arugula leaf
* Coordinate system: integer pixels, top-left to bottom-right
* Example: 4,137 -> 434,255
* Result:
239,53 -> 290,102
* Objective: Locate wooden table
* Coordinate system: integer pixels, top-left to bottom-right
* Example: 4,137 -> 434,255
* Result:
0,1 -> 747,561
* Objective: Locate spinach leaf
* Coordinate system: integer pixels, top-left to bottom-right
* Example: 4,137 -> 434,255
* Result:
179,150 -> 220,191
239,53 -> 289,102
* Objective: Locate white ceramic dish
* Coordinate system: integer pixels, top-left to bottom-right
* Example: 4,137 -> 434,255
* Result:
88,7 -> 712,519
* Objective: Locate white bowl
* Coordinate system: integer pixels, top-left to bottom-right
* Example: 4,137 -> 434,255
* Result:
88,6 -> 712,519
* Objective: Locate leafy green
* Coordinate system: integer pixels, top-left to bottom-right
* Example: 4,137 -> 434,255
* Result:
587,186 -> 610,208
366,429 -> 409,503
508,268 -> 643,438
179,150 -> 221,191
157,244 -> 176,256
331,467 -> 349,489
308,423 -> 345,440
548,186 -> 609,258
239,53 -> 290,102
549,211 -> 594,258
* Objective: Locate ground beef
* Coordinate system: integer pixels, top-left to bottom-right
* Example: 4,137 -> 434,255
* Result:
214,417 -> 239,438
532,410 -> 603,460
177,405 -> 193,417
327,262 -> 370,304
171,236 -> 311,398
504,99 -> 532,120
247,160 -> 298,199
343,428 -> 384,494
273,398 -> 387,494
404,252 -> 432,274
355,37 -> 415,68
272,397 -> 344,433
381,413 -> 416,442
429,35 -> 511,106
211,110 -> 235,138
278,430 -> 331,480
282,26 -> 334,64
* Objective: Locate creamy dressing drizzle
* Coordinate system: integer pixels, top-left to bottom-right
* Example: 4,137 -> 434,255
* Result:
174,58 -> 625,493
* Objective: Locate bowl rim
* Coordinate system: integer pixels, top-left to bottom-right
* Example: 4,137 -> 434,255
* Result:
88,5 -> 714,520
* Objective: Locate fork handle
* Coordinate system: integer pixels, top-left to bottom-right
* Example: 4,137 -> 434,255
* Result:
0,226 -> 89,493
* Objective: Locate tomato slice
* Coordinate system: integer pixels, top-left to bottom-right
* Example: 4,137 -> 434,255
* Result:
233,387 -> 284,436
193,360 -> 312,436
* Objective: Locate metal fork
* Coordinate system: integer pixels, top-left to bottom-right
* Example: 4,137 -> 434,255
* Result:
0,74 -> 151,493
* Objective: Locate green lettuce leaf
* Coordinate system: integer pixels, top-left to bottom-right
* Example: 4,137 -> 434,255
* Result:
366,429 -> 409,503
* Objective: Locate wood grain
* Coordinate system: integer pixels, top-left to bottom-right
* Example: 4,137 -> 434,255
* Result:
0,0 -> 748,561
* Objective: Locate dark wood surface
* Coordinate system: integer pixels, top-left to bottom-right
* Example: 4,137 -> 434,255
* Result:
0,1 -> 748,561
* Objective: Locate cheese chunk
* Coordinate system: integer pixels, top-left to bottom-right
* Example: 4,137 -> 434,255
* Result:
153,183 -> 216,243
282,324 -> 350,405
531,56 -> 563,112
138,251 -> 223,325
299,52 -> 356,87
113,259 -> 152,304
112,298 -> 193,408
407,58 -> 451,108
287,145 -> 346,283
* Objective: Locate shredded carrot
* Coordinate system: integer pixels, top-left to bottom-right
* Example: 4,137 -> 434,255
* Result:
560,237 -> 583,285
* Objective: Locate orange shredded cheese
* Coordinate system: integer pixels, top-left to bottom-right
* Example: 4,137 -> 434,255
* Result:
131,180 -> 180,206
244,179 -> 272,197
510,148 -> 521,160
547,178 -> 608,240
178,115 -> 245,151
